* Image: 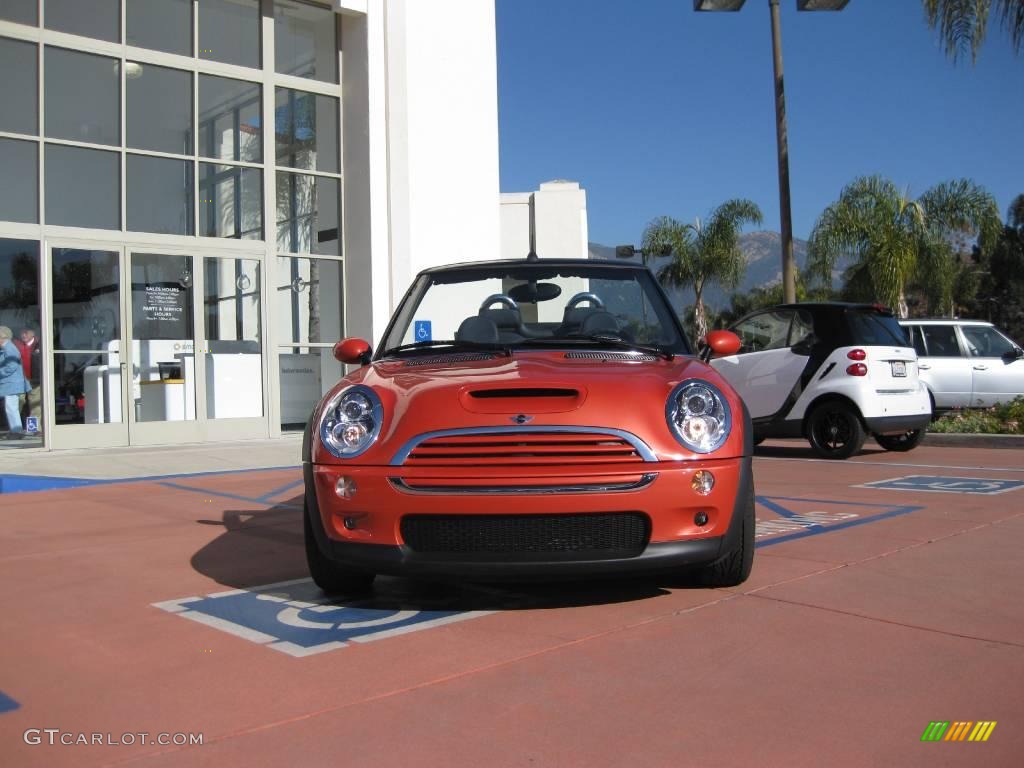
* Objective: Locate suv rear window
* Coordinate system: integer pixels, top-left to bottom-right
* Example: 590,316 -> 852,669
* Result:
845,310 -> 909,346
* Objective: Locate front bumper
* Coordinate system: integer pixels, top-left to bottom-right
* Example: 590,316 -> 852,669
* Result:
303,455 -> 753,579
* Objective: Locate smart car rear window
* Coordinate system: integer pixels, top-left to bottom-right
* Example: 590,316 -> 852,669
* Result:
845,310 -> 908,346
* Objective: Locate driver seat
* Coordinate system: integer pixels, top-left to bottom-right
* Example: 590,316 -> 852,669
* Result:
479,307 -> 526,343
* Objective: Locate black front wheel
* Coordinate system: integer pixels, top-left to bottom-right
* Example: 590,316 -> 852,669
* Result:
806,403 -> 866,460
696,483 -> 754,587
304,501 -> 376,595
875,429 -> 926,452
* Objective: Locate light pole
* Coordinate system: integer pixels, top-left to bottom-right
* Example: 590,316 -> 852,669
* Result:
694,0 -> 849,304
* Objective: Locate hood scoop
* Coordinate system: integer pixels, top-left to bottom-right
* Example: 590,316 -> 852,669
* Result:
469,388 -> 577,399
459,384 -> 586,414
564,351 -> 658,362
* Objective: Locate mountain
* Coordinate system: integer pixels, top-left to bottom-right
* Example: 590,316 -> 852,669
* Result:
589,231 -> 850,313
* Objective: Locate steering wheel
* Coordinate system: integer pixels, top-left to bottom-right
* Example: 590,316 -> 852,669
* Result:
479,294 -> 518,312
565,292 -> 605,310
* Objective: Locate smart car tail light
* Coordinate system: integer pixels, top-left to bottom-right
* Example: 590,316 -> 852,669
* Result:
847,348 -> 866,360
846,363 -> 868,376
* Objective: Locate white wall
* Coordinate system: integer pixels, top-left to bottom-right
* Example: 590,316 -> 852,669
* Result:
500,180 -> 589,262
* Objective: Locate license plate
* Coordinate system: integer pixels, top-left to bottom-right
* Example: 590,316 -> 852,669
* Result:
891,361 -> 907,377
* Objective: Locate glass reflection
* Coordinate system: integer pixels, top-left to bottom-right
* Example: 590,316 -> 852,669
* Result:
199,165 -> 263,240
127,0 -> 192,57
276,173 -> 340,255
204,258 -> 263,418
51,249 -> 120,427
199,75 -> 262,163
199,0 -> 260,69
0,38 -> 38,135
0,239 -> 42,440
275,0 -> 337,83
275,256 -> 343,345
45,47 -> 120,146
275,88 -> 339,173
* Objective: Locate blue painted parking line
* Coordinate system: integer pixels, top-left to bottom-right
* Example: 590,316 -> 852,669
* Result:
754,496 -> 924,548
153,578 -> 489,657
0,465 -> 300,496
156,481 -> 302,510
856,475 -> 1024,495
0,690 -> 20,714
255,478 -> 305,504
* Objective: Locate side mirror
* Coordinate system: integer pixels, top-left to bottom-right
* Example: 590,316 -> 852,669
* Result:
699,330 -> 741,362
334,337 -> 372,365
1005,346 -> 1024,361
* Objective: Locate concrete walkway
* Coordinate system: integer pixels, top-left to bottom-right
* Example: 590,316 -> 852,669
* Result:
0,435 -> 302,481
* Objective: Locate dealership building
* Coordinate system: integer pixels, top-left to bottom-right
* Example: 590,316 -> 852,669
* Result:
0,0 -> 585,452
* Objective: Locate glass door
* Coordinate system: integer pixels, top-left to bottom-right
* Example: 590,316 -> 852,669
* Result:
49,244 -> 129,449
125,251 -> 203,446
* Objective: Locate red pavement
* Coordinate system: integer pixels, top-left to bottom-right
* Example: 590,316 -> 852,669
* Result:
1,443 -> 1022,767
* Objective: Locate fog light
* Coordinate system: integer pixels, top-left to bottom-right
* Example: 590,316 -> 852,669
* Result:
343,516 -> 359,530
335,476 -> 357,499
691,470 -> 715,495
694,511 -> 709,527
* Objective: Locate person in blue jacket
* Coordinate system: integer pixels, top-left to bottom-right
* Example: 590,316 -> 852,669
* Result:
0,325 -> 31,440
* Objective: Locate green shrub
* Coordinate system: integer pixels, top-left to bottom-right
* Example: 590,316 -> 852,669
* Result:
929,397 -> 1024,434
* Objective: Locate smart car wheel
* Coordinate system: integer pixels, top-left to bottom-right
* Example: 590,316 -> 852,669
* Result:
874,429 -> 925,452
303,501 -> 376,595
697,482 -> 754,587
806,402 -> 865,460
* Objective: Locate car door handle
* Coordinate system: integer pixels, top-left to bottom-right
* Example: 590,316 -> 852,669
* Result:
973,365 -> 988,370
918,364 -> 930,370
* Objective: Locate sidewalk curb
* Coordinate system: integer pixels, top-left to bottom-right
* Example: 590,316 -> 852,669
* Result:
924,432 -> 1024,449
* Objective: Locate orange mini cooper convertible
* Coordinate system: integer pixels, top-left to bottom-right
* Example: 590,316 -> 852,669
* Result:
302,257 -> 754,592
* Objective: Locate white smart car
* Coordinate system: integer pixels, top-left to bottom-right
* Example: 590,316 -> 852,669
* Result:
710,303 -> 932,459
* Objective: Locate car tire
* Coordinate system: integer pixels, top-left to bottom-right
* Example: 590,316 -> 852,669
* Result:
304,501 -> 376,595
806,402 -> 866,460
875,429 -> 926,452
697,483 -> 754,588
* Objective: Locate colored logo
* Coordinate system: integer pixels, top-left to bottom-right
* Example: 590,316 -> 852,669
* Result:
414,320 -> 432,342
510,414 -> 534,424
921,721 -> 997,742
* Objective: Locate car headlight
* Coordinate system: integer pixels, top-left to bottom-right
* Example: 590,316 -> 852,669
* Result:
319,385 -> 383,459
666,379 -> 731,453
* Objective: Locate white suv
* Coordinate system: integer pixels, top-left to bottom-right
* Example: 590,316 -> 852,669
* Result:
710,303 -> 932,459
899,319 -> 1024,410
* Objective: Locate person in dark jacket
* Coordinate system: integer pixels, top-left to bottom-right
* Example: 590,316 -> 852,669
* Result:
0,325 -> 31,439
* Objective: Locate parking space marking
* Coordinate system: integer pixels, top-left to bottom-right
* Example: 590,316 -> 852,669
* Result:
856,475 -> 1024,495
755,496 -> 924,548
759,457 -> 1024,473
154,579 -> 490,657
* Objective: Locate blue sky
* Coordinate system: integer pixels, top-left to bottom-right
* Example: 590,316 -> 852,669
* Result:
495,0 -> 1024,248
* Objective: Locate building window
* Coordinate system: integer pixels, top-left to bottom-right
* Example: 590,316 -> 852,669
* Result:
0,140 -> 38,225
0,239 -> 42,443
199,0 -> 261,70
44,0 -> 120,43
275,88 -> 339,173
126,0 -> 193,57
127,155 -> 195,236
275,173 -> 340,255
0,37 -> 38,136
199,75 -> 263,163
45,47 -> 120,147
45,145 -> 120,230
0,0 -> 38,26
204,257 -> 263,419
275,0 -> 338,83
127,62 -> 194,155
199,165 -> 263,240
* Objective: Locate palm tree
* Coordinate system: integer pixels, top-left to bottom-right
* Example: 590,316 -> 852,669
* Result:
808,176 -> 1000,317
642,199 -> 762,341
924,0 -> 1024,63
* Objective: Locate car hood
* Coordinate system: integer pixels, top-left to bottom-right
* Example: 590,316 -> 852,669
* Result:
310,351 -> 748,465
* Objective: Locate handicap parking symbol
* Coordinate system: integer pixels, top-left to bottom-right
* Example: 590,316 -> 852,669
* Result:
857,475 -> 1024,495
153,578 -> 489,657
25,416 -> 38,433
414,320 -> 432,342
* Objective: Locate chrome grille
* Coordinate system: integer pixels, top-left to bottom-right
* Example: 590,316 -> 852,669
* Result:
395,429 -> 652,466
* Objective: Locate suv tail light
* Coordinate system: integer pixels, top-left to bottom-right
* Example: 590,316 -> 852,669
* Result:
846,363 -> 868,376
847,348 -> 866,360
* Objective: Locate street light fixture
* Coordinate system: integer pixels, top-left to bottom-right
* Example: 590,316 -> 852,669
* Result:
693,0 -> 849,303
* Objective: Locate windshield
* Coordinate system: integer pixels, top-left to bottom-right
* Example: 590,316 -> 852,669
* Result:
378,263 -> 690,358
